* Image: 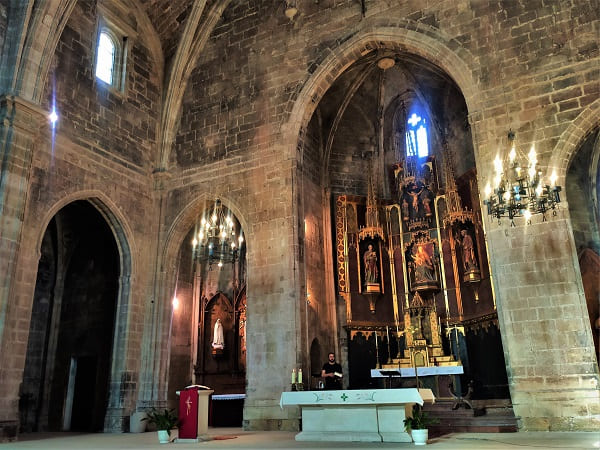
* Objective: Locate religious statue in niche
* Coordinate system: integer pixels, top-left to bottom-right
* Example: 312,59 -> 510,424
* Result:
212,318 -> 225,356
364,244 -> 378,283
460,229 -> 477,271
360,239 -> 382,294
407,239 -> 439,292
457,228 -> 481,283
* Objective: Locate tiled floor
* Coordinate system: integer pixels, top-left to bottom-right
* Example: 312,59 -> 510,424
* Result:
2,429 -> 598,450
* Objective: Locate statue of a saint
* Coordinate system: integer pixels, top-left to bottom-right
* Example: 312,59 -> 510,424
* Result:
363,244 -> 378,284
460,230 -> 478,271
212,318 -> 224,350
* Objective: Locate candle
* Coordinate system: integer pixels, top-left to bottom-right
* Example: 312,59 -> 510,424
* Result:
298,368 -> 303,384
374,331 -> 378,349
386,326 -> 390,343
292,368 -> 296,384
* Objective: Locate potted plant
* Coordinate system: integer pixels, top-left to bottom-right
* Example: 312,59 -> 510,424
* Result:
142,407 -> 179,444
403,405 -> 438,445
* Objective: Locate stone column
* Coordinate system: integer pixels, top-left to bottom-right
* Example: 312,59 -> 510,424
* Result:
487,218 -> 600,431
0,95 -> 46,441
135,171 -> 173,414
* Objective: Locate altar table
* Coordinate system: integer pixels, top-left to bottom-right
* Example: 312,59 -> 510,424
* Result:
279,388 -> 435,442
370,366 -> 464,377
371,366 -> 464,398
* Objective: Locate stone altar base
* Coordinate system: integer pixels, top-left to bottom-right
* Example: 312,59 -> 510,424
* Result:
280,388 -> 434,442
297,404 -> 383,442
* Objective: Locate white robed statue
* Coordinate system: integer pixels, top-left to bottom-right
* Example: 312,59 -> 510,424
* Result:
212,318 -> 224,350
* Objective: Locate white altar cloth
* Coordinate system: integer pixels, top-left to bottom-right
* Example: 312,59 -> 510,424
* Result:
371,365 -> 464,378
280,388 -> 434,442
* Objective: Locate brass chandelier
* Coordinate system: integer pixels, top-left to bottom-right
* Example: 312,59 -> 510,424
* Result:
483,131 -> 562,225
191,199 -> 243,269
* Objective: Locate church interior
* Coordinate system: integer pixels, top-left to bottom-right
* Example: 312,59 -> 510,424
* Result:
0,0 -> 598,442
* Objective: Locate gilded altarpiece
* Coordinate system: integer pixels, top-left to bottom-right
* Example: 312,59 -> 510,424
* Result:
335,155 -> 502,395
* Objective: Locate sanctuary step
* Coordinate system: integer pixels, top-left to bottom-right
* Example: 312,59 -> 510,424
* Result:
424,399 -> 519,434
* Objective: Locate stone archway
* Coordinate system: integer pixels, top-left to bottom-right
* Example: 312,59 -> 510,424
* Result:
20,200 -> 122,432
550,102 -> 600,366
564,127 -> 600,364
550,98 -> 600,187
164,196 -> 248,410
283,23 -> 483,163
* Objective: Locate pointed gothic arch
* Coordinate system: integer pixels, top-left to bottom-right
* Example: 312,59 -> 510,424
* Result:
21,195 -> 134,432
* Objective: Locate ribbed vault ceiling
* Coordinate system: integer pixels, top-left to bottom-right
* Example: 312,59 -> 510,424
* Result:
137,0 -> 194,60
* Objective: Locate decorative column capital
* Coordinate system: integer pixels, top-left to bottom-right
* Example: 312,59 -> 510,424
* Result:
0,94 -> 48,133
151,168 -> 172,192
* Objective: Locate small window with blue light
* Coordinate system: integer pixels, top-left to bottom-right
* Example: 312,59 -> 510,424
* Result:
405,112 -> 429,158
95,31 -> 116,85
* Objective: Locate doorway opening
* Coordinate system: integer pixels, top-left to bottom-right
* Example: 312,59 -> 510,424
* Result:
19,201 -> 120,432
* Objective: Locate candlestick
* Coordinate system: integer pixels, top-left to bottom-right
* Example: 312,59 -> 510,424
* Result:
395,323 -> 402,359
374,331 -> 380,369
292,368 -> 296,384
386,326 -> 392,364
298,368 -> 303,384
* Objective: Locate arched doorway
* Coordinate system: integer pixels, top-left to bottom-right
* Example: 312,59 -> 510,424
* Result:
566,127 -> 600,362
168,199 -> 247,411
19,201 -> 120,432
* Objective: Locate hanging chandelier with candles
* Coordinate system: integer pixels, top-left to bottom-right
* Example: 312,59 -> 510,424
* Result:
483,131 -> 562,226
192,199 -> 244,269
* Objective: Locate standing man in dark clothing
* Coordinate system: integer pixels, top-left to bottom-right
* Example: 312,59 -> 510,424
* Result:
321,352 -> 343,390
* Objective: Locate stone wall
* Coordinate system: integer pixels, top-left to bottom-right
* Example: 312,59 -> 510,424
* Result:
0,0 -> 7,58
0,0 -> 165,436
171,0 -> 599,431
0,0 -> 598,439
19,229 -> 56,432
487,220 -> 599,430
302,116 -> 337,381
43,0 -> 160,171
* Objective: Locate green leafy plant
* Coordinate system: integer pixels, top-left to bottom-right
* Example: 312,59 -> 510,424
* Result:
403,405 -> 439,431
142,408 -> 179,435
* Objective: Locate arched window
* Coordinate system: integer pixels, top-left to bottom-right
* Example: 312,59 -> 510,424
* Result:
95,31 -> 116,85
94,15 -> 129,93
406,112 -> 429,158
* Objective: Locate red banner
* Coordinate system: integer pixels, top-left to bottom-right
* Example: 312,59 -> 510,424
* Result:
178,388 -> 199,439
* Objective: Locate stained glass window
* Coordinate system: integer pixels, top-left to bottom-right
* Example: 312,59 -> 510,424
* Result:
406,112 -> 429,158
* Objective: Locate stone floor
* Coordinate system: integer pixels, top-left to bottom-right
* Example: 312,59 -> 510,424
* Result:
1,429 -> 598,450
